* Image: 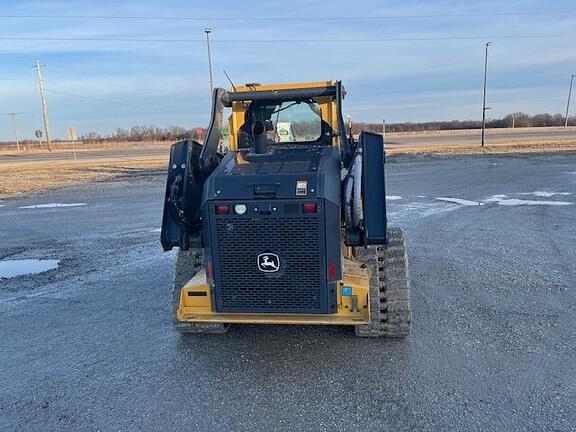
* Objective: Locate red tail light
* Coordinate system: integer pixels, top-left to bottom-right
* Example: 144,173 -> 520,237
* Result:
328,261 -> 337,281
302,202 -> 317,213
216,204 -> 230,215
206,262 -> 213,279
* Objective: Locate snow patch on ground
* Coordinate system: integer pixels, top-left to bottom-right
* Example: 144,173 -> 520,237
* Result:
484,197 -> 572,206
522,191 -> 572,198
388,202 -> 460,221
386,195 -> 402,201
19,203 -> 87,209
435,197 -> 484,206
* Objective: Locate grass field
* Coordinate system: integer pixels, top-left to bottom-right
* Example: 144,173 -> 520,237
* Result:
0,159 -> 167,199
1,130 -> 576,198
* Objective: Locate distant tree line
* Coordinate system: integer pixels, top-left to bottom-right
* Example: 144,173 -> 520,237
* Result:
352,112 -> 574,134
73,112 -> 574,143
79,125 -> 201,143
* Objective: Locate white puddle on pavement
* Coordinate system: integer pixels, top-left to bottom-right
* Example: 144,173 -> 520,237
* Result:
18,203 -> 87,209
0,259 -> 60,279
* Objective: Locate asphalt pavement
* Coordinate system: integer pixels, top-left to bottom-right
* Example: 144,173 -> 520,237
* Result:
0,146 -> 169,164
1,153 -> 575,431
385,127 -> 576,147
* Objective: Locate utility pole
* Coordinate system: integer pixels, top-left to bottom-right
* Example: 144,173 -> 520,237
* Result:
512,113 -> 515,129
481,41 -> 491,147
9,113 -> 20,152
565,74 -> 575,128
34,60 -> 52,151
204,28 -> 214,97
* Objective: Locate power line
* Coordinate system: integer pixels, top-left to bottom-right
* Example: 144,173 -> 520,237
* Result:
46,65 -> 175,101
0,34 -> 574,43
45,88 -> 176,113
0,12 -> 575,21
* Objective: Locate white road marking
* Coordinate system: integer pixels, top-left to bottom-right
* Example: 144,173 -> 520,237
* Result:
149,228 -> 162,233
386,195 -> 402,200
18,203 -> 87,209
435,197 -> 484,206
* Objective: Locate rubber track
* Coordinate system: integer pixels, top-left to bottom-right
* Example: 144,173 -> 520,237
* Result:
171,248 -> 228,334
355,227 -> 412,337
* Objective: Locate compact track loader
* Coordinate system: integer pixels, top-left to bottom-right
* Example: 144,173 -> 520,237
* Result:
161,81 -> 411,337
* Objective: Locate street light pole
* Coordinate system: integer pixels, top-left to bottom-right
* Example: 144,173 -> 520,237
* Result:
564,74 -> 575,128
481,41 -> 491,147
204,27 -> 214,97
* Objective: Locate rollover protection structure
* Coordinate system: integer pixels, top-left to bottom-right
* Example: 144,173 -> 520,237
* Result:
161,81 -> 411,337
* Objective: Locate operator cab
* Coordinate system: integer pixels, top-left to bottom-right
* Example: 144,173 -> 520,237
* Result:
237,98 -> 334,153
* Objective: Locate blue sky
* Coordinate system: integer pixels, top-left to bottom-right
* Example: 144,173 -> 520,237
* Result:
0,0 -> 575,140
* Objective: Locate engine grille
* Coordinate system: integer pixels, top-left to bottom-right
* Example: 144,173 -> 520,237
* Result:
212,214 -> 325,313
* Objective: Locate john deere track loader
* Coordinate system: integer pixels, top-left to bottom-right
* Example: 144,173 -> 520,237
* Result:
160,81 -> 411,337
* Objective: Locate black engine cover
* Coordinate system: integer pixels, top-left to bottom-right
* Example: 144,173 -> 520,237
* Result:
202,147 -> 342,314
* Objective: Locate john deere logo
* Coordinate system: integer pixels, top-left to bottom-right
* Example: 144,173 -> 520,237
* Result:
257,253 -> 280,273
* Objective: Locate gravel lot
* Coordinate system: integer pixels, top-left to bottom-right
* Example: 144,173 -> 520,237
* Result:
1,153 -> 575,431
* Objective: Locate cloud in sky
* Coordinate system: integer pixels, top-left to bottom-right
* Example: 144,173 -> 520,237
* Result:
0,0 -> 575,139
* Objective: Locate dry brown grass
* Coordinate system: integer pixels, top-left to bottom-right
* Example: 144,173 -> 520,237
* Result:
2,138 -> 576,199
0,140 -> 170,155
0,158 -> 168,199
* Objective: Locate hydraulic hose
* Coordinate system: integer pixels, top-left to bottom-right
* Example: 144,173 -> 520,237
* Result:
352,150 -> 363,228
344,173 -> 353,227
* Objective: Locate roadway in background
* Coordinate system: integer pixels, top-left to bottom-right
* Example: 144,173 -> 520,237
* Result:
385,126 -> 576,147
1,127 -> 575,165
